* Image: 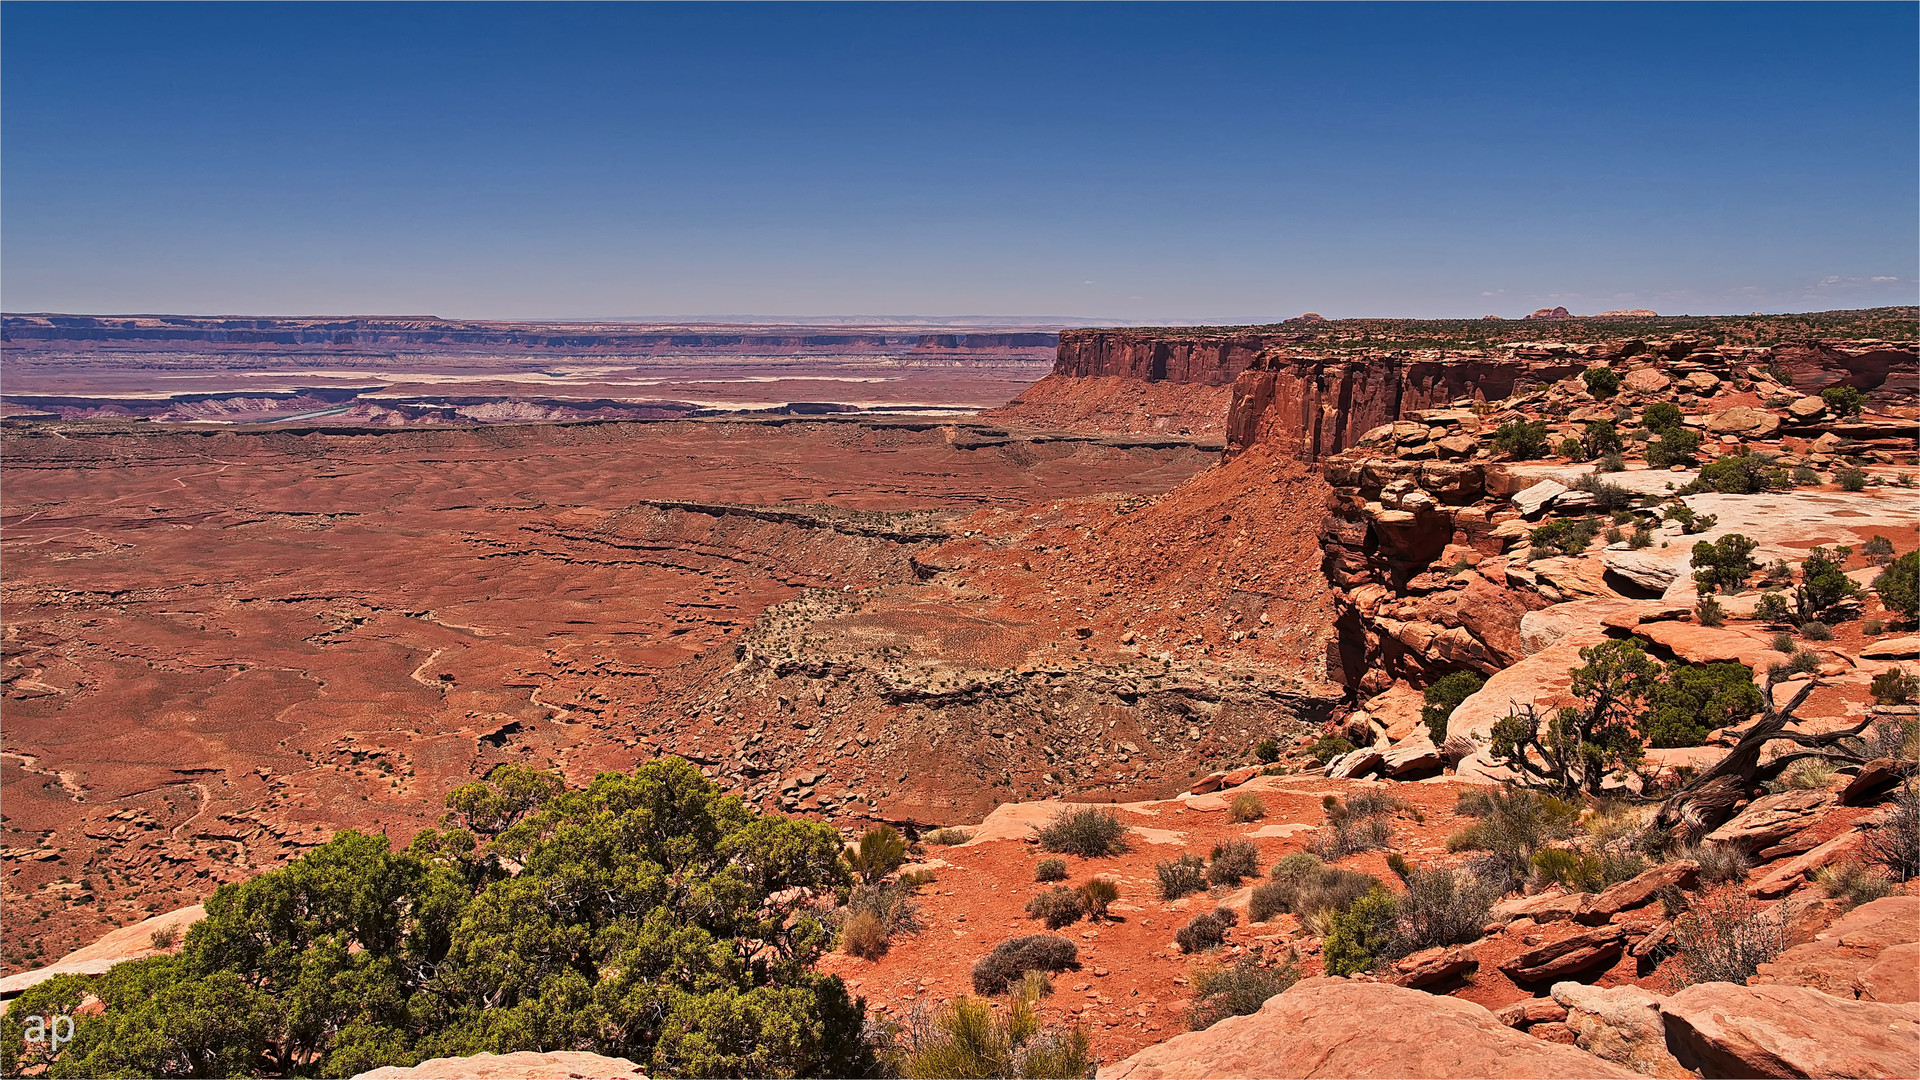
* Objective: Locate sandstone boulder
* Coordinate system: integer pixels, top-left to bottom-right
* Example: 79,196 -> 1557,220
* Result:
0,903 -> 206,997
1382,737 -> 1444,778
1496,997 -> 1570,1029
353,1052 -> 647,1079
1705,406 -> 1781,437
1600,550 -> 1682,594
1390,944 -> 1477,989
1859,635 -> 1920,659
1579,860 -> 1698,925
1512,480 -> 1568,518
1839,758 -> 1905,805
1682,372 -> 1721,394
1095,977 -> 1638,1079
1327,748 -> 1385,780
1748,829 -> 1866,898
1499,924 -> 1627,983
1551,982 -> 1692,1079
1703,789 -> 1836,854
1659,982 -> 1918,1079
1753,896 -> 1918,1004
1786,396 -> 1827,420
1492,889 -> 1594,925
1624,370 -> 1672,394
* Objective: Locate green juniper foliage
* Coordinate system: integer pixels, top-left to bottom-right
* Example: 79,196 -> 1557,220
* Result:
1,760 -> 874,1080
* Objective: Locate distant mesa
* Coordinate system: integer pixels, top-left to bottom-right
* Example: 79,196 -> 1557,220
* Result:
1523,306 -> 1573,320
1596,309 -> 1659,318
1283,312 -> 1328,324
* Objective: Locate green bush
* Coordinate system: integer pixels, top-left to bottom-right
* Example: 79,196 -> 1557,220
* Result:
1583,367 -> 1621,398
1421,671 -> 1485,743
1662,503 -> 1716,534
1322,891 -> 1397,976
1530,516 -> 1600,557
1033,807 -> 1129,858
1820,385 -> 1866,417
1645,427 -> 1702,467
1863,535 -> 1896,560
1309,734 -> 1356,765
1558,437 -> 1586,460
1687,455 -> 1788,495
1874,552 -> 1918,621
849,824 -> 910,884
1175,908 -> 1239,954
1837,466 -> 1868,492
971,935 -> 1079,995
1447,788 -> 1581,891
1186,957 -> 1301,1031
1033,857 -> 1068,883
1572,474 -> 1634,511
0,759 -> 876,1080
1643,659 -> 1762,748
1871,667 -> 1918,706
1799,546 -> 1863,621
1493,419 -> 1551,460
1690,534 -> 1759,595
1800,620 -> 1835,641
1642,401 -> 1684,435
1756,593 -> 1793,625
1584,420 -> 1622,456
1253,738 -> 1281,763
1155,854 -> 1207,900
1251,855 -> 1381,927
1530,847 -> 1604,892
899,991 -> 1093,1080
1205,839 -> 1261,886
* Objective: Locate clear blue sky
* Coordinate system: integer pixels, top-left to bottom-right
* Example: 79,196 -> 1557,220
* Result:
3,2 -> 1915,322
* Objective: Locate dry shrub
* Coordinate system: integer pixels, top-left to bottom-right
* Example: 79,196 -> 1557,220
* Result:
1229,792 -> 1267,823
971,934 -> 1080,995
841,909 -> 891,959
921,827 -> 973,846
1678,843 -> 1751,885
1815,861 -> 1894,910
1076,876 -> 1119,920
1863,781 -> 1919,881
1205,838 -> 1261,886
1033,857 -> 1068,883
1187,955 -> 1301,1031
1782,758 -> 1839,790
1175,907 -> 1239,953
1034,807 -> 1129,858
1155,853 -> 1207,900
1025,886 -> 1087,930
1669,888 -> 1785,987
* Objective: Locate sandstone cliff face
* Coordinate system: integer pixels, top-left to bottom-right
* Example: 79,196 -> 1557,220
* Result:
1052,328 -> 1304,385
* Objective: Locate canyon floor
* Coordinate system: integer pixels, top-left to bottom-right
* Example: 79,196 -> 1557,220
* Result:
4,311 -> 1917,1079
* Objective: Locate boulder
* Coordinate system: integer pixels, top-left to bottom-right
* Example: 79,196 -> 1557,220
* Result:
1703,790 -> 1836,854
1390,944 -> 1478,989
1579,860 -> 1699,925
1436,434 -> 1478,459
1499,925 -> 1627,983
1095,977 -> 1639,1079
1753,896 -> 1918,1004
1624,370 -> 1672,394
1512,480 -> 1568,518
1705,406 -> 1781,437
1382,737 -> 1444,778
1748,829 -> 1866,898
1363,682 -> 1428,742
1859,635 -> 1920,659
353,1052 -> 648,1079
1327,748 -> 1385,780
1659,982 -> 1919,1079
1786,396 -> 1827,420
1839,758 -> 1905,805
1551,982 -> 1692,1079
1496,997 -> 1570,1029
1190,773 -> 1227,795
1600,550 -> 1680,594
1682,372 -> 1721,394
1492,890 -> 1595,925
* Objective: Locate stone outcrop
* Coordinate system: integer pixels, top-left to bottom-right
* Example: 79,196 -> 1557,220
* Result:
1499,925 -> 1628,983
1551,982 -> 1693,1079
1096,978 -> 1640,1079
352,1052 -> 647,1079
1752,896 -> 1918,1004
1659,982 -> 1919,1080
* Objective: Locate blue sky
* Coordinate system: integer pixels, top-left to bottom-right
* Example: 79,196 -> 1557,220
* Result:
3,2 -> 1914,321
